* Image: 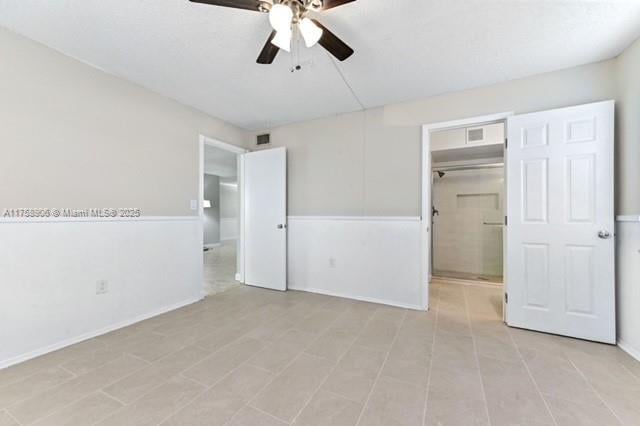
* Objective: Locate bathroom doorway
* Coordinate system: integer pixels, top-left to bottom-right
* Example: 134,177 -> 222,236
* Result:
428,119 -> 506,288
431,163 -> 504,286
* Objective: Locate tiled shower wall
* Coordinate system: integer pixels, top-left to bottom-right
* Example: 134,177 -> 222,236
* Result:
432,167 -> 504,278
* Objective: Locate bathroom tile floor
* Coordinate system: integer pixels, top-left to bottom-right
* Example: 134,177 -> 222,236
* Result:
1,280 -> 638,425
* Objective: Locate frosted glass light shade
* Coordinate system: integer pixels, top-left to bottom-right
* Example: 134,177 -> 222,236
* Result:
271,28 -> 292,52
269,4 -> 293,32
299,18 -> 323,48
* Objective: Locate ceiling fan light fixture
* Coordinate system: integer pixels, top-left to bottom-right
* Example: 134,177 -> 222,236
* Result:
299,17 -> 323,47
269,3 -> 293,32
271,28 -> 292,52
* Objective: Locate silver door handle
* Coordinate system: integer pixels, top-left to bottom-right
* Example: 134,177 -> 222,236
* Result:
598,230 -> 611,239
277,224 -> 286,229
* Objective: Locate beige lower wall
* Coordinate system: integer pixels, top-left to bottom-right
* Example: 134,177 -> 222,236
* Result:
0,28 -> 250,216
255,59 -> 617,216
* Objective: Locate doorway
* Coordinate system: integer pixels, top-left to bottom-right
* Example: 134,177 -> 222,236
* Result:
199,136 -> 289,295
199,136 -> 247,295
431,162 -> 505,286
422,114 -> 510,307
421,101 -> 616,344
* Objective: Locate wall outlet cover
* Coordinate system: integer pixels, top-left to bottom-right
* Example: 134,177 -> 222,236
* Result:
96,280 -> 109,295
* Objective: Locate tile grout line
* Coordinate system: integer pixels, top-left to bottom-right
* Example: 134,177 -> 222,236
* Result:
619,361 -> 640,382
155,300 -> 332,426
5,292 -> 252,425
9,354 -> 151,426
0,369 -> 78,410
3,408 -> 23,426
463,285 -> 493,426
245,404 -> 289,425
564,357 -> 625,425
354,309 -> 408,426
0,343 -> 104,389
421,285 -> 440,426
96,298 -> 314,425
83,391 -> 130,426
150,296 -> 343,426
56,364 -> 79,378
234,303 -> 366,425
505,327 -> 559,426
287,307 -> 381,424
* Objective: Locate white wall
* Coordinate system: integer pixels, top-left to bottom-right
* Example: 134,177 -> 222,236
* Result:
0,29 -> 248,368
0,28 -> 250,216
254,60 -> 616,217
615,38 -> 640,215
433,168 -> 504,278
0,218 -> 202,368
253,59 -> 615,313
287,217 -> 423,309
614,36 -> 640,359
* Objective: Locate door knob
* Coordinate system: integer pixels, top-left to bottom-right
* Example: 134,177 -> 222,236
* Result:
598,230 -> 611,239
277,224 -> 286,229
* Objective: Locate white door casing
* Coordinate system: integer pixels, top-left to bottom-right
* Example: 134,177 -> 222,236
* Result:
506,101 -> 615,344
243,147 -> 287,291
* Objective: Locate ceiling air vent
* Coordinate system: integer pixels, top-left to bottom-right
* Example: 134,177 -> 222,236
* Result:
467,127 -> 485,143
257,133 -> 271,146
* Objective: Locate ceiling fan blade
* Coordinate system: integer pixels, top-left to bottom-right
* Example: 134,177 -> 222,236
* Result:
257,30 -> 280,64
188,0 -> 264,12
312,19 -> 354,61
320,0 -> 356,10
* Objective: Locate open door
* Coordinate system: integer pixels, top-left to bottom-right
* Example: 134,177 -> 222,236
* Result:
243,147 -> 287,291
506,101 -> 615,343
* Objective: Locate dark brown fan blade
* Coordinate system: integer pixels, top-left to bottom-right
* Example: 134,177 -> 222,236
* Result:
312,19 -> 354,61
257,31 -> 280,64
188,0 -> 263,12
320,0 -> 356,10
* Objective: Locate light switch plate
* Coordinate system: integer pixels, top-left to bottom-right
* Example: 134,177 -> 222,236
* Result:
190,200 -> 198,210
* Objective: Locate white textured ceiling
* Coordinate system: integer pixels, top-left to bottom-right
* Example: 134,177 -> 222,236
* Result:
1,0 -> 639,130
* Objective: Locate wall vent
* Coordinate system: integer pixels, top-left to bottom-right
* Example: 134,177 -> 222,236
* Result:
257,133 -> 271,145
467,128 -> 485,142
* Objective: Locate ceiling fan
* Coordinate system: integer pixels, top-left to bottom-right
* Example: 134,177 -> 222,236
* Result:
188,0 -> 356,64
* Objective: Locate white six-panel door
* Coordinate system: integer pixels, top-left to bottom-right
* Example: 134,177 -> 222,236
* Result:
506,101 -> 615,344
243,147 -> 287,291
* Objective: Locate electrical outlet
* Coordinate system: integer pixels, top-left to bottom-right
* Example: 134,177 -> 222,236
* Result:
96,280 -> 109,295
329,258 -> 336,268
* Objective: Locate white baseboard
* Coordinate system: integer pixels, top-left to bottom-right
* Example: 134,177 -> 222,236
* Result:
618,339 -> 640,362
289,285 -> 424,311
204,243 -> 222,248
0,296 -> 202,370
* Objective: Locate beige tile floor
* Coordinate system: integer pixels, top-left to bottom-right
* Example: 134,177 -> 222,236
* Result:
204,240 -> 239,295
1,281 -> 639,425
433,271 -> 503,285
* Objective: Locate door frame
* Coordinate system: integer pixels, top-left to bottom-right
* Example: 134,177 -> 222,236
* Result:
198,135 -> 249,286
421,112 -> 513,311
